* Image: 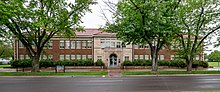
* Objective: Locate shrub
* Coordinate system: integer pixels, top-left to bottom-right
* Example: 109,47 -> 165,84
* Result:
0,62 -> 3,65
198,61 -> 209,68
158,60 -> 170,66
192,61 -> 199,68
176,60 -> 187,68
83,59 -> 94,66
54,60 -> 65,66
122,60 -> 133,66
169,60 -> 186,68
75,59 -> 85,66
169,60 -> 178,67
20,59 -> 32,67
133,59 -> 146,66
54,59 -> 95,66
10,60 -> 20,67
145,60 -> 152,66
95,59 -> 105,66
62,60 -> 73,66
39,59 -> 54,68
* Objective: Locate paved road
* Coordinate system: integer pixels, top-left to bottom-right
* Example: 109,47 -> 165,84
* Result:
0,75 -> 220,92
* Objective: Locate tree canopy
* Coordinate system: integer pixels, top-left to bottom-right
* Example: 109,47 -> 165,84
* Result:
174,0 -> 220,71
103,0 -> 180,71
207,50 -> 220,62
0,0 -> 95,72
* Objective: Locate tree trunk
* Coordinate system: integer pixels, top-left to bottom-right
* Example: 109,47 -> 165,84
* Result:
32,56 -> 40,72
152,53 -> 158,72
186,57 -> 193,72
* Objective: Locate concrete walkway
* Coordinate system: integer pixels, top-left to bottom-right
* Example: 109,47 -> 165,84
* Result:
108,69 -> 122,77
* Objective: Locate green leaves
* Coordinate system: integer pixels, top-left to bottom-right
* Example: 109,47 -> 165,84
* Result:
0,0 -> 95,71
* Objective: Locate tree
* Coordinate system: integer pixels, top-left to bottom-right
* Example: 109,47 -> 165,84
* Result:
0,44 -> 13,59
207,50 -> 220,62
103,0 -> 180,71
174,0 -> 220,71
0,24 -> 13,59
0,0 -> 95,72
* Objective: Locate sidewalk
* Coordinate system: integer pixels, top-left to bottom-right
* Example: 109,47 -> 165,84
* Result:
1,67 -> 220,72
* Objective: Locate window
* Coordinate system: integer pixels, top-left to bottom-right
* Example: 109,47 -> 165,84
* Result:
82,41 -> 87,49
66,55 -> 70,60
19,41 -> 24,48
105,41 -> 110,48
101,40 -> 105,48
196,55 -> 199,60
125,56 -> 129,61
82,55 -> 87,59
134,55 -> 138,60
25,55 -> 30,59
111,41 -> 115,48
122,43 -> 126,48
116,42 -> 121,48
144,45 -> 149,48
100,39 -> 124,48
65,41 -> 70,49
87,55 -> 92,59
76,41 -> 81,49
60,40 -> 64,49
60,55 -> 64,60
97,56 -> 102,60
160,55 -> 164,60
48,40 -> 53,49
87,41 -> 92,48
20,55 -> 24,60
76,55 -> 81,59
145,55 -> 149,60
139,55 -> 144,59
43,55 -> 47,60
71,55 -> 75,60
139,45 -> 144,48
70,41 -> 75,49
171,55 -> 175,60
48,55 -> 53,60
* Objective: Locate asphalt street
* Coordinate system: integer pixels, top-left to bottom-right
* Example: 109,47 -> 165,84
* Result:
0,75 -> 220,92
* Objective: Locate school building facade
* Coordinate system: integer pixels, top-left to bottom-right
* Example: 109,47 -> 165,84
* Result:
14,28 -> 204,67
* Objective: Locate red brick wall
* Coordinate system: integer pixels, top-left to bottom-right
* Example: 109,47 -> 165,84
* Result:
16,39 -> 92,61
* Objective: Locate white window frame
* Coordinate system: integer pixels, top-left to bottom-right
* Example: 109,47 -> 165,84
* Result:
60,55 -> 65,60
65,41 -> 70,49
60,40 -> 65,49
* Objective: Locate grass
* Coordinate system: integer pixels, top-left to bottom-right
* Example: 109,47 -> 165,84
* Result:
123,71 -> 220,75
0,72 -> 108,76
0,65 -> 11,68
208,62 -> 220,67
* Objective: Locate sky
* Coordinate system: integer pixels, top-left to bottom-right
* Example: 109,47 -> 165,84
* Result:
79,0 -> 219,54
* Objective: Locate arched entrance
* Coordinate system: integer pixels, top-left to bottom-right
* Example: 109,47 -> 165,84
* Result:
109,54 -> 117,67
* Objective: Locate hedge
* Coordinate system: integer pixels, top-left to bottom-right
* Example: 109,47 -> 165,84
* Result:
10,59 -> 105,68
121,59 -> 208,68
95,59 -> 105,66
10,59 -> 32,67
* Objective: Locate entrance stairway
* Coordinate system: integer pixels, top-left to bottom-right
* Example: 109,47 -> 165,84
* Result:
107,67 -> 122,77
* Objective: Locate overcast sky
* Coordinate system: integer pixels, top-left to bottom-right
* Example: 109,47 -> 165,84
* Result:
80,0 -> 117,28
79,0 -> 219,54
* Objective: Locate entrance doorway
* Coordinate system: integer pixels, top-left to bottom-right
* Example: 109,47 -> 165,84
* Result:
109,54 -> 117,67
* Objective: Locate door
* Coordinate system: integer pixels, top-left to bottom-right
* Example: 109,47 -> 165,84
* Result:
109,54 -> 117,67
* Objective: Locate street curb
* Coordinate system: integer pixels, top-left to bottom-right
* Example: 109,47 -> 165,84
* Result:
123,74 -> 220,77
0,75 -> 105,78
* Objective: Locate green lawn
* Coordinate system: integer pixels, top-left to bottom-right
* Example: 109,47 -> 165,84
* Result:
0,72 -> 108,76
123,71 -> 220,75
208,62 -> 220,67
0,65 -> 11,68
